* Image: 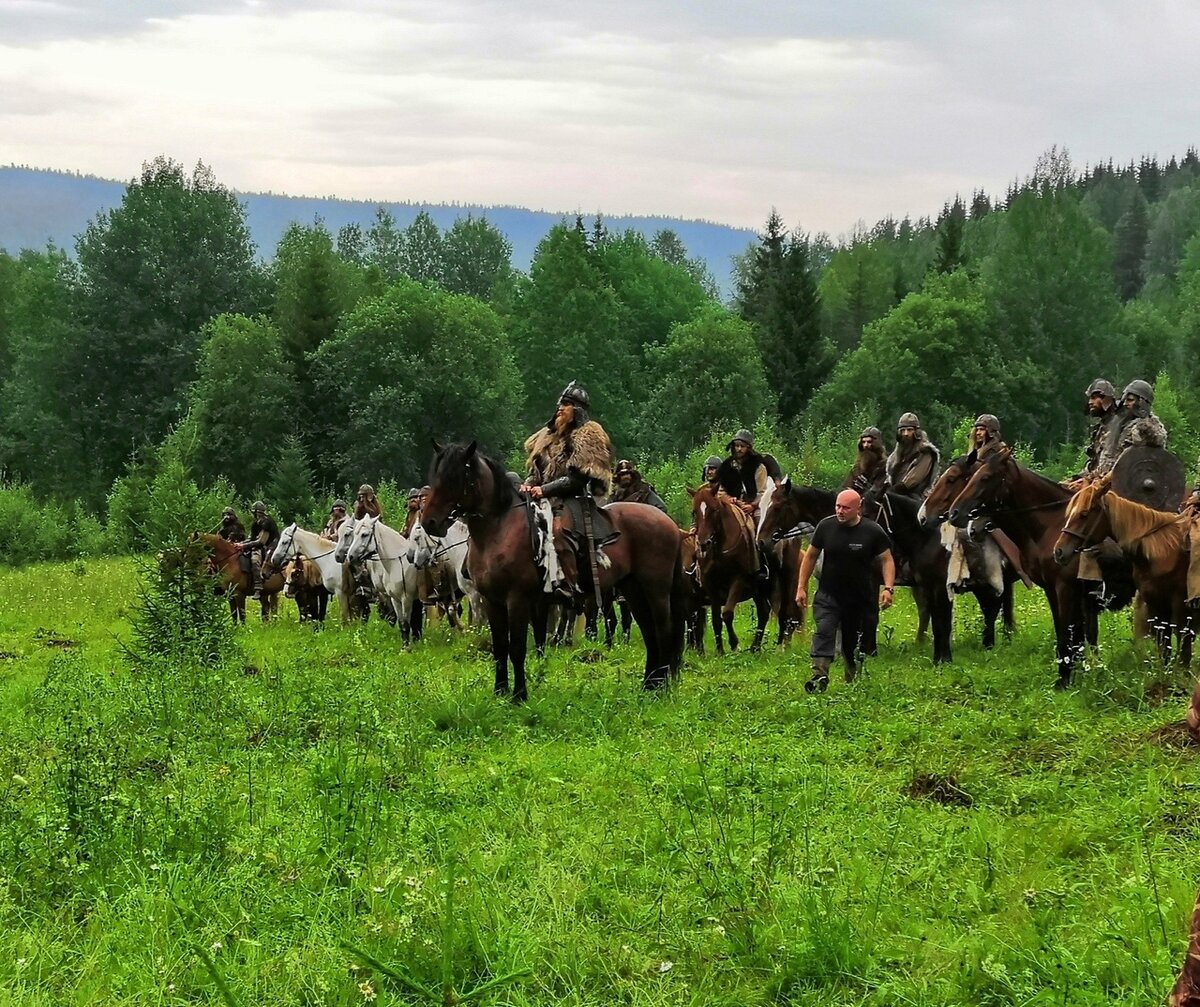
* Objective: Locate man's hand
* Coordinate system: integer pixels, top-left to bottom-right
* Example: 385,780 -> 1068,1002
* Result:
740,501 -> 755,515
527,485 -> 544,500
794,587 -> 807,610
880,586 -> 895,610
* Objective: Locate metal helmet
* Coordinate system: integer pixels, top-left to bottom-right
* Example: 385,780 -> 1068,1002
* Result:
615,459 -> 635,474
357,483 -> 376,498
704,454 -> 722,471
557,381 -> 590,411
727,428 -> 755,450
1122,379 -> 1154,405
973,414 -> 1001,435
332,499 -> 347,511
407,487 -> 422,500
860,426 -> 883,442
222,507 -> 236,519
251,500 -> 266,513
420,485 -> 430,494
1086,378 -> 1116,400
897,412 -> 921,431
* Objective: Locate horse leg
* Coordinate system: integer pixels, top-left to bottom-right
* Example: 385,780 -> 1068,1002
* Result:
508,597 -> 531,704
621,600 -> 633,643
486,598 -> 510,696
931,584 -> 953,664
722,584 -> 740,652
750,583 -> 770,653
1046,589 -> 1073,689
915,590 -> 930,644
978,588 -> 998,650
1001,578 -> 1016,638
532,596 -> 548,659
644,586 -> 674,689
710,601 -> 724,655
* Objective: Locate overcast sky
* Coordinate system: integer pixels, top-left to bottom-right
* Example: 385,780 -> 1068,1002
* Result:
3,0 -> 1198,233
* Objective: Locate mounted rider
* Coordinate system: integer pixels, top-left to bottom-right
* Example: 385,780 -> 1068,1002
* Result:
354,483 -> 382,520
1073,379 -> 1120,481
1093,379 -> 1168,475
403,487 -> 422,535
240,501 -> 280,600
521,381 -> 615,598
715,429 -> 771,580
610,459 -> 667,512
218,506 -> 246,543
970,414 -> 1003,460
845,427 -> 888,496
321,499 -> 347,541
701,454 -> 722,492
886,413 -> 940,500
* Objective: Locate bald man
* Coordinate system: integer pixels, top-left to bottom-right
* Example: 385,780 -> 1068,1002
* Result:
795,489 -> 895,693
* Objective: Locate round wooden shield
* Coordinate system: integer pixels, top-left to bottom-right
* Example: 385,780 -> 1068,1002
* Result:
1110,446 -> 1187,511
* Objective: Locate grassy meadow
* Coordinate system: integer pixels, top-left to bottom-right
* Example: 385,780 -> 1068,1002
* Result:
0,558 -> 1198,1005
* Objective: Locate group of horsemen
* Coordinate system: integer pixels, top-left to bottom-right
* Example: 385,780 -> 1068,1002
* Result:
206,375 -> 1191,625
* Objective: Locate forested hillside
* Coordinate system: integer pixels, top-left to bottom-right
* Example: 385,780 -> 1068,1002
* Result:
2,146 -> 1200,556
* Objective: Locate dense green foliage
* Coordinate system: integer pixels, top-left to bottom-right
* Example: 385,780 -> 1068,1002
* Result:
3,148 -> 1200,547
0,560 -> 1197,1004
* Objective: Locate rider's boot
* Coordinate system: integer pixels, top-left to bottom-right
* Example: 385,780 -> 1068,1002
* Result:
805,657 -> 831,694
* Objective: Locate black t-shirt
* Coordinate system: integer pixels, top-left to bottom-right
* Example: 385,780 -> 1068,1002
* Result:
810,515 -> 891,605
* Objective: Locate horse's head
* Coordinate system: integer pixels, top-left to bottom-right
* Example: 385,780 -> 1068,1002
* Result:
1054,476 -> 1113,566
757,476 -> 800,545
347,514 -> 378,565
688,485 -> 726,556
424,440 -> 485,537
948,447 -> 1016,528
269,523 -> 298,569
920,454 -> 975,528
282,557 -> 302,597
334,517 -> 357,564
406,522 -> 434,567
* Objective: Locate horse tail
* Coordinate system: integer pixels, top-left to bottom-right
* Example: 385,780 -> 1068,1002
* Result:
668,545 -> 688,673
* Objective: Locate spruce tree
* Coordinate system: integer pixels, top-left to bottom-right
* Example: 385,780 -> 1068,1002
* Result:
1113,189 -> 1150,301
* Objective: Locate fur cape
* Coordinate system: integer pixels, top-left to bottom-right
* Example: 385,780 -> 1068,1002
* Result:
886,439 -> 940,491
525,419 -> 615,494
1097,414 -> 1168,474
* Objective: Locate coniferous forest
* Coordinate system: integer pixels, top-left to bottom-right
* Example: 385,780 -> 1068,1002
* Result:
3,146 -> 1200,558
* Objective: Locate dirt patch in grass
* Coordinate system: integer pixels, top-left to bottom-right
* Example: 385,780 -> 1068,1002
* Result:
907,773 -> 973,807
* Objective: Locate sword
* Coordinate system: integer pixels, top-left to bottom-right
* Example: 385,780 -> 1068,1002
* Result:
581,492 -> 605,610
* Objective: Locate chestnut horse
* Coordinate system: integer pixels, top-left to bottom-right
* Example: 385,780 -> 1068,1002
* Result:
946,447 -> 1134,686
688,486 -> 773,654
1054,476 -> 1193,665
193,533 -> 283,622
421,442 -> 687,702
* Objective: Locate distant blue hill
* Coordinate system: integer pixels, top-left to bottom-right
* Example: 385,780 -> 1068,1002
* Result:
0,166 -> 756,295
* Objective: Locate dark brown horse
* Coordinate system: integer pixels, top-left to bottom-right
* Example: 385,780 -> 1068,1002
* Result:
688,486 -> 772,653
1053,477 -> 1192,665
946,447 -> 1134,686
422,442 -> 687,702
193,533 -> 283,622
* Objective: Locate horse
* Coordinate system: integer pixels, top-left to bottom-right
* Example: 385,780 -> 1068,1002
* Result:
1053,477 -> 1193,666
687,486 -> 774,654
754,479 -> 805,647
679,529 -> 708,652
757,479 -> 957,662
269,524 -> 351,621
946,446 -> 1135,686
192,533 -> 283,622
346,515 -> 422,641
408,518 -> 475,628
422,441 -> 686,702
282,555 -> 329,623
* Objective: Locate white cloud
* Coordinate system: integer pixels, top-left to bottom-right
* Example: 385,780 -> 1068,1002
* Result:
2,0 -> 1199,232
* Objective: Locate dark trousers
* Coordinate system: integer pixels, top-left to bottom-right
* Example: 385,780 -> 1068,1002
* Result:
811,591 -> 879,664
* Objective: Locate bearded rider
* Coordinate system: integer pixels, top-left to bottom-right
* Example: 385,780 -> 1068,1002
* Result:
521,381 -> 616,598
886,413 -> 940,500
403,487 -> 422,535
239,501 -> 280,600
610,459 -> 667,512
218,506 -> 246,543
354,483 -> 382,520
1094,379 -> 1168,475
715,429 -> 771,580
1069,379 -> 1120,483
321,500 -> 347,540
845,427 -> 889,496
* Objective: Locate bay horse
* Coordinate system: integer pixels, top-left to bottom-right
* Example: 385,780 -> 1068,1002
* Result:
757,479 -> 958,662
687,486 -> 772,654
1053,476 -> 1193,665
193,533 -> 283,622
946,447 -> 1135,686
422,441 -> 686,702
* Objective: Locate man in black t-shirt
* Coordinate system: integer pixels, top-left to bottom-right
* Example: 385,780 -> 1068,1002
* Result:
794,489 -> 895,693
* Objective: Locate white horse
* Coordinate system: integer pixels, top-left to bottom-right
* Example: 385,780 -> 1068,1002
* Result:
408,518 -> 479,628
269,524 -> 352,622
346,516 -> 421,638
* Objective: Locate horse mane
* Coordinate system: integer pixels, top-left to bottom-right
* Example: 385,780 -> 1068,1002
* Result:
1104,491 -> 1189,563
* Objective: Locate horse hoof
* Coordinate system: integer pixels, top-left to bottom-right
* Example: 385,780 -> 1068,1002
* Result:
511,690 -> 528,704
1053,677 -> 1072,691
